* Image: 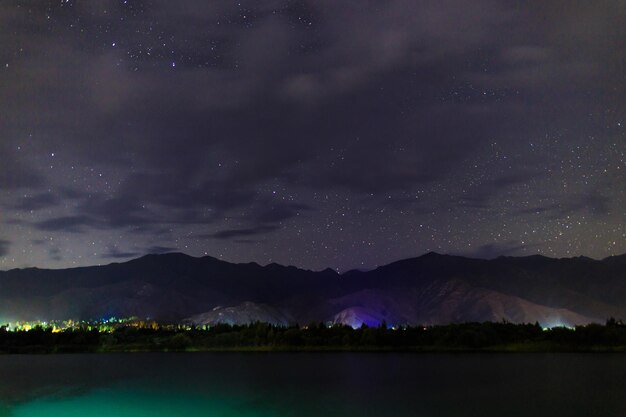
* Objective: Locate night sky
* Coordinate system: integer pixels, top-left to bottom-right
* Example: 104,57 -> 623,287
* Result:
0,1 -> 624,271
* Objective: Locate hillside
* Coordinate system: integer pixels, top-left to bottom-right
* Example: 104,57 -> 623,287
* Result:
1,252 -> 624,327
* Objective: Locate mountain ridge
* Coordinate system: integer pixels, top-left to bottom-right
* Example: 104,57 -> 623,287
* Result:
1,251 -> 624,327
3,250 -> 620,273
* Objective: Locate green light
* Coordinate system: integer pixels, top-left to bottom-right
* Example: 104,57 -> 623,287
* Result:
9,386 -> 285,417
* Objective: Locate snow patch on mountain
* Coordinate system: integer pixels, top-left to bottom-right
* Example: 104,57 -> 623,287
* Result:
186,302 -> 292,326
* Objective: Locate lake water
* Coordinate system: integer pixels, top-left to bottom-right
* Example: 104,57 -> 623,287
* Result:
0,353 -> 624,417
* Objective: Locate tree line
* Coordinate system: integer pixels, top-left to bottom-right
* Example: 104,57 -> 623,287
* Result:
1,319 -> 625,353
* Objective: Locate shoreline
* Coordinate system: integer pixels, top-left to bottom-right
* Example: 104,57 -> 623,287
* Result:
2,344 -> 626,354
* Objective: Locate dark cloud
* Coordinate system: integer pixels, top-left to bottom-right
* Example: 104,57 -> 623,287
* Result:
77,196 -> 158,229
253,204 -> 311,224
103,245 -> 177,258
48,247 -> 62,262
30,197 -> 163,233
58,187 -> 88,200
206,225 -> 280,240
0,240 -> 10,257
4,219 -> 27,226
101,247 -> 141,260
468,241 -> 536,259
33,216 -> 95,233
1,1 -> 517,195
580,193 -> 611,217
516,191 -> 613,219
145,246 -> 178,255
460,172 -> 539,210
233,239 -> 265,245
25,185 -> 310,238
0,145 -> 43,190
13,193 -> 60,211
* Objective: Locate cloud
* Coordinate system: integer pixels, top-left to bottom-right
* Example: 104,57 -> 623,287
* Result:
13,193 -> 60,211
48,247 -> 62,262
6,1 -> 620,204
0,143 -> 43,190
516,191 -> 613,219
100,247 -> 141,260
145,246 -> 178,254
580,193 -> 611,216
205,225 -> 280,240
33,216 -> 95,233
468,240 -> 537,259
502,46 -> 551,64
0,0 -> 517,201
30,197 -> 166,233
460,172 -> 538,209
253,204 -> 311,223
102,245 -> 177,259
77,196 -> 158,229
0,240 -> 10,257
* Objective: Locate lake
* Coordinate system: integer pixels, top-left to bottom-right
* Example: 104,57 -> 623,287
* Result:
0,353 -> 624,417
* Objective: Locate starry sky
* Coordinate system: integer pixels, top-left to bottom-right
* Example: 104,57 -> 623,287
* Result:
0,1 -> 624,271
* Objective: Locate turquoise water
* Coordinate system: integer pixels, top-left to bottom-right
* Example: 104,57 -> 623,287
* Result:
10,387 -> 285,417
1,353 -> 625,417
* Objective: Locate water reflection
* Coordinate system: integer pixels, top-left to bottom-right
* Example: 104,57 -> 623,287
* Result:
0,353 -> 624,417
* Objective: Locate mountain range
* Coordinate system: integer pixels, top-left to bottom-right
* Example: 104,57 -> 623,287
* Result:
1,252 -> 624,328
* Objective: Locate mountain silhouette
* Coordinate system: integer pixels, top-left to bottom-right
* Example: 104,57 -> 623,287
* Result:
0,252 -> 624,327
